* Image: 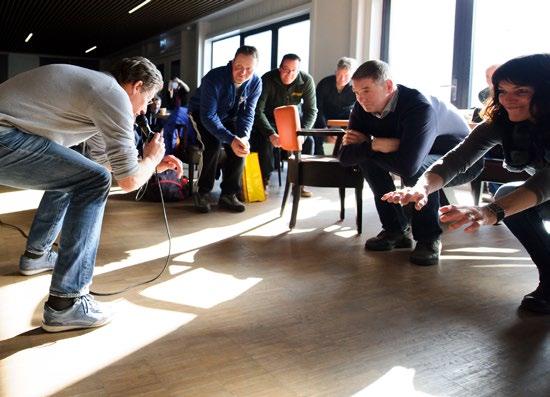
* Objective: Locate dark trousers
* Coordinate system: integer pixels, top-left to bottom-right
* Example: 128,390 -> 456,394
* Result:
359,154 -> 483,242
191,114 -> 244,196
496,183 -> 550,290
250,129 -> 314,184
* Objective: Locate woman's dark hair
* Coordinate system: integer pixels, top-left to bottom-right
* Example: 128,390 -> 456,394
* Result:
483,53 -> 550,125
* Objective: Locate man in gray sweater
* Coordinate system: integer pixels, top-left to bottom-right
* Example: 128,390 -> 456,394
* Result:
0,57 -> 183,332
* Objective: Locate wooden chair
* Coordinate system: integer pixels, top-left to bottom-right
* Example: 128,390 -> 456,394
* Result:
273,105 -> 364,233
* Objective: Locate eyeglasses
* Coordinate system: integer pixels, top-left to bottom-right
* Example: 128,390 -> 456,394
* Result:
280,66 -> 297,75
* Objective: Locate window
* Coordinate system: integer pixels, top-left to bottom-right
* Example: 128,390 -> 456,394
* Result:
244,30 -> 272,77
386,0 -> 455,100
470,0 -> 550,107
211,35 -> 240,69
276,20 -> 310,71
384,0 -> 550,108
208,14 -> 310,77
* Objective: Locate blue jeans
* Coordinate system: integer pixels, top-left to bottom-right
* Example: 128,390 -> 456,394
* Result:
0,128 -> 111,297
495,182 -> 550,289
359,154 -> 483,241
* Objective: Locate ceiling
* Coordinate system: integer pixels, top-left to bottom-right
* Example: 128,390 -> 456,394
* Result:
0,0 -> 243,58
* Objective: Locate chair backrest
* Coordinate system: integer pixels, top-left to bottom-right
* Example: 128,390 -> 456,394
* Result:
274,105 -> 301,152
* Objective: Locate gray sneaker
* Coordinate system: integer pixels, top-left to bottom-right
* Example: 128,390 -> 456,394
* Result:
42,294 -> 114,333
19,250 -> 57,276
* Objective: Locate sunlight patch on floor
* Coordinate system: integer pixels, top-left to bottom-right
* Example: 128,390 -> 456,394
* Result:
0,189 -> 44,215
351,366 -> 439,397
1,300 -> 195,397
471,263 -> 536,268
445,246 -> 519,254
140,267 -> 262,309
94,208 -> 282,275
441,254 -> 531,261
0,275 -> 51,340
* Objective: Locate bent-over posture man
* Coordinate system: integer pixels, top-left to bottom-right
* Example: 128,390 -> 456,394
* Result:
0,57 -> 182,332
339,60 -> 481,266
189,45 -> 262,213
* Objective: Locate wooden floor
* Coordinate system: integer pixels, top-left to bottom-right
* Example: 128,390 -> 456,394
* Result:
1,178 -> 549,397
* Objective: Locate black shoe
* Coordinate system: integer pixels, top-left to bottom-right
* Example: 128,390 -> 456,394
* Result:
365,228 -> 413,251
194,193 -> 211,213
520,285 -> 550,314
409,239 -> 441,266
218,194 -> 246,213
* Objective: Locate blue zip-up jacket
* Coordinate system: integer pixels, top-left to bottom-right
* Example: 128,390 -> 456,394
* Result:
189,61 -> 262,144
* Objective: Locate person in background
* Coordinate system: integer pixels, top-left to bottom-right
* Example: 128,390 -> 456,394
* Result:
313,57 -> 357,154
167,76 -> 190,109
188,45 -> 262,213
0,56 -> 183,332
382,54 -> 550,314
251,53 -> 317,196
478,64 -> 500,104
338,60 -> 482,266
146,95 -> 165,133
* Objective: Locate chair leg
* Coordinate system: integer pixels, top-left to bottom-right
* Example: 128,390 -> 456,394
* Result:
339,188 -> 345,221
280,174 -> 291,216
276,148 -> 282,187
355,187 -> 363,234
470,178 -> 483,206
188,162 -> 195,196
289,183 -> 300,229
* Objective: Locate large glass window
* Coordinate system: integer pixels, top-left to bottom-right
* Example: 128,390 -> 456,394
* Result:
211,35 -> 240,69
470,0 -> 550,107
277,20 -> 310,72
385,0 -> 550,108
244,30 -> 272,77
387,0 -> 455,100
208,14 -> 310,77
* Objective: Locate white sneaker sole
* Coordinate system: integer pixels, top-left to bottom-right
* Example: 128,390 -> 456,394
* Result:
19,267 -> 54,276
41,317 -> 113,333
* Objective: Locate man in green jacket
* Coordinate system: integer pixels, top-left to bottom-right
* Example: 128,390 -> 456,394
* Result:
251,53 -> 317,197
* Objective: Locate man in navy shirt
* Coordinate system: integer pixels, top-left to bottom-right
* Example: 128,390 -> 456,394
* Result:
188,45 -> 262,213
339,60 -> 481,266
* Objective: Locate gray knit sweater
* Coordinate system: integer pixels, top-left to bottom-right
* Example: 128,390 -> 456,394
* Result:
0,64 -> 139,179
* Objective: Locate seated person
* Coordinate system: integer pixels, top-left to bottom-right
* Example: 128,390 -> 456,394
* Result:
251,53 -> 317,196
145,95 -> 165,133
382,54 -> 550,314
339,60 -> 482,266
313,57 -> 357,154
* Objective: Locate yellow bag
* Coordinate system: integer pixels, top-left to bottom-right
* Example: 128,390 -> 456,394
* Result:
241,152 -> 266,202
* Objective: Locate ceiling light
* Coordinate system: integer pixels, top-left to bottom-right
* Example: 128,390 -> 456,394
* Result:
128,0 -> 152,14
85,46 -> 97,54
24,33 -> 33,43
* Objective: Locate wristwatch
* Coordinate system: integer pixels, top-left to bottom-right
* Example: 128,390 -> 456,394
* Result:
485,202 -> 506,224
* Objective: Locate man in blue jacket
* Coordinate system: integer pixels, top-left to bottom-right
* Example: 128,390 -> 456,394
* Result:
189,45 -> 262,213
339,60 -> 482,266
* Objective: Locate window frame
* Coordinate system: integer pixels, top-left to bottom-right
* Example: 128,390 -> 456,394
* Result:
209,13 -> 310,73
381,0 -> 475,108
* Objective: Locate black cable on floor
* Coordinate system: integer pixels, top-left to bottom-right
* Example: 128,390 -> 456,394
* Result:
91,170 -> 172,296
2,169 -> 173,296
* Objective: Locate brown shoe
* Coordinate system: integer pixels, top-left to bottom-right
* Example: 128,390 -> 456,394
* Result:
300,187 -> 312,198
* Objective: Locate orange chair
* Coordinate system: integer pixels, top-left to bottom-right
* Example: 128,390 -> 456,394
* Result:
273,105 -> 364,232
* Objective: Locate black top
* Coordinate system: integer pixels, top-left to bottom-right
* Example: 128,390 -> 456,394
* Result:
339,85 -> 469,177
314,75 -> 356,128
